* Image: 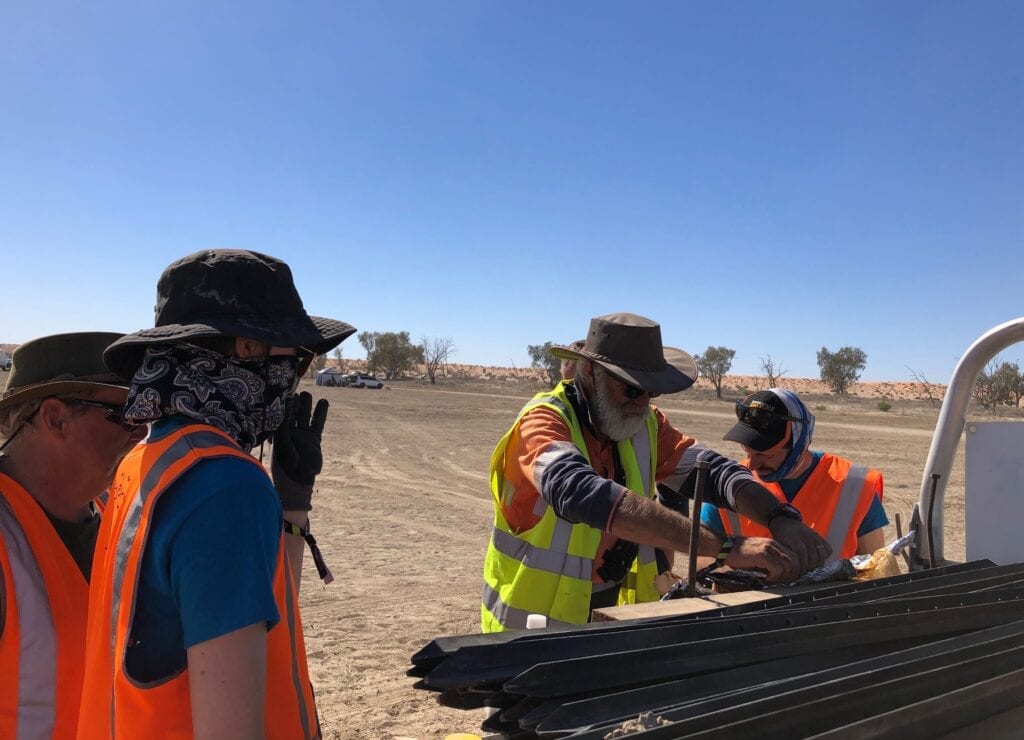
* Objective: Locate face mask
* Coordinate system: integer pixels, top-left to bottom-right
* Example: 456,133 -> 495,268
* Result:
237,355 -> 301,444
125,343 -> 301,452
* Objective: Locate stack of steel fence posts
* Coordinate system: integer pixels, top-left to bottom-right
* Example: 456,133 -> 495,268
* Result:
411,561 -> 1024,738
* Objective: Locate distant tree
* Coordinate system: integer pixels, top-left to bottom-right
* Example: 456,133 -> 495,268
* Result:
422,336 -> 456,385
969,360 -> 1022,412
332,347 -> 345,372
309,353 -> 327,373
907,367 -> 940,407
992,361 -> 1021,408
973,360 -> 1005,412
362,331 -> 424,379
695,346 -> 735,399
760,354 -> 788,388
817,346 -> 867,395
357,331 -> 377,372
527,342 -> 561,387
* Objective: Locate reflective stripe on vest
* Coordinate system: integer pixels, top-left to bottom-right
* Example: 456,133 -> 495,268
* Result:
719,455 -> 879,562
0,495 -> 56,739
481,384 -> 658,630
81,424 -> 319,739
824,464 -> 868,559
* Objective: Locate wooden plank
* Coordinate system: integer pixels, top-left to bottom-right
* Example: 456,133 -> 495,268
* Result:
591,589 -> 785,621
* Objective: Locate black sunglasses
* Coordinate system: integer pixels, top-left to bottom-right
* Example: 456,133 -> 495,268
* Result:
735,401 -> 804,430
63,398 -> 133,429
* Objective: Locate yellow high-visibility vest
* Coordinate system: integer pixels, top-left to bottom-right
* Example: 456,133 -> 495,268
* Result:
481,382 -> 659,632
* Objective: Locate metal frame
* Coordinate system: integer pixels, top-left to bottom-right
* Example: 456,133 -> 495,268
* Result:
911,316 -> 1024,568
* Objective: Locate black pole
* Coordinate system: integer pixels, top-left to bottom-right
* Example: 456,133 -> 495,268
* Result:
686,459 -> 710,597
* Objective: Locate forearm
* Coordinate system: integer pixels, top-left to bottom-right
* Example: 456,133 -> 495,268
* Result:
609,492 -> 723,556
731,481 -> 784,524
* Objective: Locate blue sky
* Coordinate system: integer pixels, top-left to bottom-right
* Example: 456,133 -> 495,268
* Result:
2,2 -> 1022,382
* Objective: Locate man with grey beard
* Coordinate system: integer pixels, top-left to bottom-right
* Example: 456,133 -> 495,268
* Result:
481,313 -> 831,632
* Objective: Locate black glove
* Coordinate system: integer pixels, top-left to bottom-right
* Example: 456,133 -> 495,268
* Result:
271,391 -> 328,511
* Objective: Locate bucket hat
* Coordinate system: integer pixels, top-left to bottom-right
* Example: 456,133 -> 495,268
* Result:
0,332 -> 130,410
104,249 -> 356,379
549,313 -> 698,394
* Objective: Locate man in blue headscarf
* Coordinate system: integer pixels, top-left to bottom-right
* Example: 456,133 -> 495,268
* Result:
701,388 -> 888,561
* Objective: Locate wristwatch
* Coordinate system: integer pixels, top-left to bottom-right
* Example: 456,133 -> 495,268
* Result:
766,502 -> 802,525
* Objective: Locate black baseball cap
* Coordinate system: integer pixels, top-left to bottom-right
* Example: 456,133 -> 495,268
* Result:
724,390 -> 793,452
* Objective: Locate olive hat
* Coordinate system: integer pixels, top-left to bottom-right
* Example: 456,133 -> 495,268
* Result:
549,313 -> 698,395
0,332 -> 129,410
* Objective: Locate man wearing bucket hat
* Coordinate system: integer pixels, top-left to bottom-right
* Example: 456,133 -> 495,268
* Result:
481,313 -> 831,632
700,388 -> 888,560
0,332 -> 146,737
78,249 -> 355,739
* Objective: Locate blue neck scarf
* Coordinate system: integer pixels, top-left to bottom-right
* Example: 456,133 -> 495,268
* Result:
759,388 -> 815,483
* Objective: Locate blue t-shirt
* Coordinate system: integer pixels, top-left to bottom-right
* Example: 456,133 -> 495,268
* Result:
124,418 -> 282,683
700,451 -> 888,540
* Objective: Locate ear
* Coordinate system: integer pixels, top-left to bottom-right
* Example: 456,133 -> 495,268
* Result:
36,398 -> 72,438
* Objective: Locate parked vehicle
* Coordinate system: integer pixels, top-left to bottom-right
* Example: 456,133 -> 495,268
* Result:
347,373 -> 384,389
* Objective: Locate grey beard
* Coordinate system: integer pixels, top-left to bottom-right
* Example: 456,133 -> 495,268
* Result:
591,371 -> 648,441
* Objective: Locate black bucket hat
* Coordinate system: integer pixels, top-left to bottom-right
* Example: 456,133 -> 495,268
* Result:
0,332 -> 130,411
104,249 -> 356,379
549,313 -> 698,394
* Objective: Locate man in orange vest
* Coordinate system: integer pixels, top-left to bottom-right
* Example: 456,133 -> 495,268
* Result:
0,332 -> 147,738
78,249 -> 355,739
701,389 -> 888,561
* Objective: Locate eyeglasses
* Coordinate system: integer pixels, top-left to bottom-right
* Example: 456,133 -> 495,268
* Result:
63,398 -> 133,429
735,401 -> 804,430
605,370 -> 657,399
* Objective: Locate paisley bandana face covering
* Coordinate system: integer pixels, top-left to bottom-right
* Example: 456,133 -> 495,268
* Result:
124,342 -> 300,452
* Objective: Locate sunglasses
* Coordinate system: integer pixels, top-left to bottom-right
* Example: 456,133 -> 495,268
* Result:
63,398 -> 133,429
735,401 -> 804,430
601,369 -> 657,399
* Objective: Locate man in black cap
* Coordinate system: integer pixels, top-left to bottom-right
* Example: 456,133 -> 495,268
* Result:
701,388 -> 888,561
0,332 -> 146,738
79,249 -> 355,739
481,313 -> 831,632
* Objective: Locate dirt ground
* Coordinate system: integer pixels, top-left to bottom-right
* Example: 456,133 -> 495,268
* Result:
297,376 -> 975,739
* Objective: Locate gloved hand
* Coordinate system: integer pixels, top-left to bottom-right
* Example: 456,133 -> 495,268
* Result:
271,391 -> 329,511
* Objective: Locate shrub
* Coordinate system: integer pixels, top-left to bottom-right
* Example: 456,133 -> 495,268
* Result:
877,400 -> 892,412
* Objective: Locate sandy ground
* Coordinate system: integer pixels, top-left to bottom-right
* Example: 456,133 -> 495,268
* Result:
292,375 -> 988,739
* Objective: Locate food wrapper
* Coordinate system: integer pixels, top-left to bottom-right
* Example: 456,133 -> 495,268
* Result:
851,548 -> 902,580
850,530 -> 914,581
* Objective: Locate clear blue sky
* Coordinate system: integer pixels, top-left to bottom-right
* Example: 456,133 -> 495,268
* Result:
2,2 -> 1022,382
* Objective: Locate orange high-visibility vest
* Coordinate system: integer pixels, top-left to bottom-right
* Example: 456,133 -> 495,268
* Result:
719,453 -> 883,561
77,424 -> 319,739
0,473 -> 90,739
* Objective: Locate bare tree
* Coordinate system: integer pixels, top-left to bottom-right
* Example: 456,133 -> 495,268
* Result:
973,360 -> 1006,413
422,336 -> 456,385
760,354 -> 788,388
907,366 -> 940,407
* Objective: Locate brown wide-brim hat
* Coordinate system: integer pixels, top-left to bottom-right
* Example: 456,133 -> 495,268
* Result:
105,249 -> 357,379
0,332 -> 131,410
550,313 -> 698,394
